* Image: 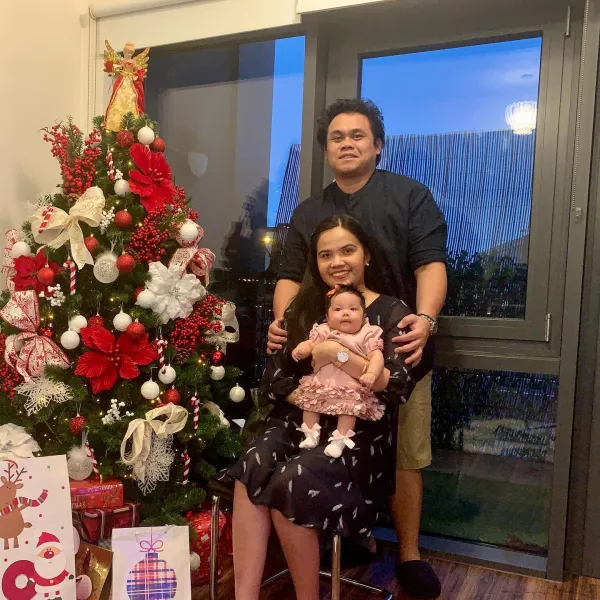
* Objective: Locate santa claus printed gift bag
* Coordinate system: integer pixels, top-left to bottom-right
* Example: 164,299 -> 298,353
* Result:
0,455 -> 76,600
112,526 -> 191,600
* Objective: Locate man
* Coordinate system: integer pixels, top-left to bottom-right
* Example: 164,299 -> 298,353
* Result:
268,98 -> 447,599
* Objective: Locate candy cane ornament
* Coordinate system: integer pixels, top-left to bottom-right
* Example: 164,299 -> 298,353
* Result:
38,206 -> 55,234
190,393 -> 200,430
157,337 -> 168,373
63,257 -> 76,295
107,150 -> 115,181
181,450 -> 190,486
85,440 -> 101,480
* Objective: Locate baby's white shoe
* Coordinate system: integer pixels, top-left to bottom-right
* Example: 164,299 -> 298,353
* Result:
298,423 -> 321,449
324,429 -> 356,458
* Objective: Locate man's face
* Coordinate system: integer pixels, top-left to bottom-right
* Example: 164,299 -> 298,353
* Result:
324,113 -> 382,178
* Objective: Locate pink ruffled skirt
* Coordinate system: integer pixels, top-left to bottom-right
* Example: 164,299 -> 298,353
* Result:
295,375 -> 385,421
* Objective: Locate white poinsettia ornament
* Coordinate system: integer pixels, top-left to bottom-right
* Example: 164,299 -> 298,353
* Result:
137,261 -> 205,324
0,423 -> 41,460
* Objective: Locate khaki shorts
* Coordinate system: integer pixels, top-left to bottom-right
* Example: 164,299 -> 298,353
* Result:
396,371 -> 432,470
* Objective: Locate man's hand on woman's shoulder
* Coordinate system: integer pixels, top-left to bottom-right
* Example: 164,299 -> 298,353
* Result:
267,318 -> 288,354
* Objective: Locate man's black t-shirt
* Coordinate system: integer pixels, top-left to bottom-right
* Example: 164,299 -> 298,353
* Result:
278,169 -> 447,376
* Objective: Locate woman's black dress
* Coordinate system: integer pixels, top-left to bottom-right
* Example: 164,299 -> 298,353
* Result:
225,294 -> 415,547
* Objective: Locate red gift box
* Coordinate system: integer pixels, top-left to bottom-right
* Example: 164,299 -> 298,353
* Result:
187,510 -> 226,585
70,478 -> 123,510
72,501 -> 140,543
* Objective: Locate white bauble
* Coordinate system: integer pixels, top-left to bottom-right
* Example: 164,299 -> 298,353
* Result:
141,380 -> 160,400
69,315 -> 88,333
93,251 -> 119,284
229,384 -> 246,403
136,289 -> 156,308
113,310 -> 133,332
137,126 -> 155,145
114,179 -> 130,196
76,574 -> 93,600
210,365 -> 225,381
67,445 -> 93,481
61,330 -> 80,350
11,241 -> 31,258
179,220 -> 199,243
190,552 -> 201,571
158,365 -> 176,384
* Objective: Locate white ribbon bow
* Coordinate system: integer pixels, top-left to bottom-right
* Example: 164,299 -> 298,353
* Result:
120,403 -> 188,486
30,187 -> 105,269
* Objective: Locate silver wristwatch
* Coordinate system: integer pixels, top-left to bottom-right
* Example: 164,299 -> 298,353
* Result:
417,313 -> 438,335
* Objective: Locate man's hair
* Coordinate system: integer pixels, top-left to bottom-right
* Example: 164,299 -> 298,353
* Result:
316,98 -> 385,165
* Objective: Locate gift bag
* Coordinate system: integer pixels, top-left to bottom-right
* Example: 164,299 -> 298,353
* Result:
112,526 -> 191,600
75,541 -> 112,600
0,455 -> 76,600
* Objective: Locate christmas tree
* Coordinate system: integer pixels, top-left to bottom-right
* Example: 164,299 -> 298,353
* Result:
0,41 -> 242,526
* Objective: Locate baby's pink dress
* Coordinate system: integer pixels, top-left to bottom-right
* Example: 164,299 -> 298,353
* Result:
295,321 -> 385,421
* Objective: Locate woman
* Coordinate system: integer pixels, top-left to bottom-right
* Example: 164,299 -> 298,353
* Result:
228,215 -> 415,600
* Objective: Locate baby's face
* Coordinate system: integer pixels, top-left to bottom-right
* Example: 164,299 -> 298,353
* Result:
327,292 -> 364,334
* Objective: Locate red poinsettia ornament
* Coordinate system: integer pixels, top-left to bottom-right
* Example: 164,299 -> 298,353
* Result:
11,249 -> 61,294
74,326 -> 158,394
128,143 -> 175,213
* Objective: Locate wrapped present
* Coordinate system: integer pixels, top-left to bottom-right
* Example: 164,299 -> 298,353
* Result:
222,509 -> 233,556
186,509 -> 226,585
70,478 -> 123,509
76,541 -> 113,600
73,502 -> 140,543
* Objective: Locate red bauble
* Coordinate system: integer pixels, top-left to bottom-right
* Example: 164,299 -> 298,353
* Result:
114,210 -> 133,229
164,388 -> 181,405
69,415 -> 88,436
211,350 -> 226,367
116,130 -> 135,148
40,327 -> 53,338
134,286 -> 145,300
126,320 -> 146,341
150,137 -> 166,152
88,315 -> 105,328
116,253 -> 136,274
37,267 -> 56,286
84,236 -> 100,255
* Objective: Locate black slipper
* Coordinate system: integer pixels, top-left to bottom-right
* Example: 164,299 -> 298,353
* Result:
396,560 -> 441,598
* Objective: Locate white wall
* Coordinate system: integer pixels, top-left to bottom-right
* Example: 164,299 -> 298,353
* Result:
0,1 -> 89,241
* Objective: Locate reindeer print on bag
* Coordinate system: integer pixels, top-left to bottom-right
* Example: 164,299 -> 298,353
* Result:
0,461 -> 48,550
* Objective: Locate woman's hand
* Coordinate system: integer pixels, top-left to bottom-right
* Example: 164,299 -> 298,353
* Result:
311,340 -> 339,373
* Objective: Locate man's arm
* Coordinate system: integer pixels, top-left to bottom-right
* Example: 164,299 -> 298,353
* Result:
273,279 -> 301,320
415,261 -> 447,319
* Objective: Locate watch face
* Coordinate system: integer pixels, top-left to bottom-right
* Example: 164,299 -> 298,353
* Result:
337,350 -> 349,363
431,321 -> 439,335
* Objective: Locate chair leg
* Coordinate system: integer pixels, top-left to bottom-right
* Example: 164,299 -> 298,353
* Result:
209,494 -> 220,600
331,534 -> 341,600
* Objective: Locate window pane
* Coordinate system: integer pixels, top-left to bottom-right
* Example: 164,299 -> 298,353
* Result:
146,37 -> 305,386
361,38 -> 542,319
423,367 -> 556,553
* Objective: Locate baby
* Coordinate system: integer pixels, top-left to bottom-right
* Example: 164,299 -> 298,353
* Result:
291,284 -> 385,458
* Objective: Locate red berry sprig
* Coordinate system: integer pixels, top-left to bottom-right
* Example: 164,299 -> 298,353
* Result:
128,208 -> 170,263
42,121 -> 102,198
169,295 -> 224,354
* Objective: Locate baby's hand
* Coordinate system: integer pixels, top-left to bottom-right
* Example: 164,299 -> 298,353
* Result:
359,372 -> 376,389
292,343 -> 311,362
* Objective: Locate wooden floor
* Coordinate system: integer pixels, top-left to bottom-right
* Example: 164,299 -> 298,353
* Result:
192,545 -> 600,600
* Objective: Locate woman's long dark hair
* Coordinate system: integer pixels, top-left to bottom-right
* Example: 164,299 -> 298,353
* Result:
285,214 -> 383,351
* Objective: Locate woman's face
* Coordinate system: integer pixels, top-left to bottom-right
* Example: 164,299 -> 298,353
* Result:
315,226 -> 369,289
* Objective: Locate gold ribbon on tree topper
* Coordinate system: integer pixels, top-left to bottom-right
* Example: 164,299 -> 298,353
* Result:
120,403 -> 188,494
30,187 -> 106,269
